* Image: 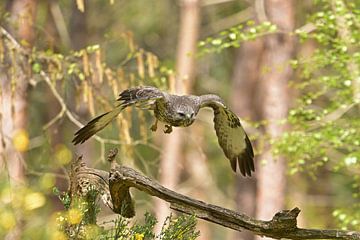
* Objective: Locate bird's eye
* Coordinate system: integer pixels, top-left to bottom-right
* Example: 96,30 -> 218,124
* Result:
177,112 -> 185,117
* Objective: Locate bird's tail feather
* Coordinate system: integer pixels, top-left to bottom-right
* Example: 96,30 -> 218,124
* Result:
72,107 -> 123,144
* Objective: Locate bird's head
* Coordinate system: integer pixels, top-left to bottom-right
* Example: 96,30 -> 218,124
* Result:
169,95 -> 199,127
176,108 -> 196,126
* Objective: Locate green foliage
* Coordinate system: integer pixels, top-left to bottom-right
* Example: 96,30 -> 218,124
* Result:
54,187 -> 199,240
333,204 -> 360,230
158,214 -> 199,240
131,212 -> 157,239
276,0 -> 360,174
53,187 -> 72,210
274,0 -> 360,230
104,213 -> 199,240
197,1 -> 359,231
197,20 -> 277,55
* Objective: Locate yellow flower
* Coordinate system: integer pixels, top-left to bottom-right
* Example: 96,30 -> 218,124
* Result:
134,233 -> 144,240
67,208 -> 83,225
13,129 -> 29,152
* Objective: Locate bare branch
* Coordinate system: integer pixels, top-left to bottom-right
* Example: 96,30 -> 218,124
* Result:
107,164 -> 360,239
296,22 -> 317,34
202,7 -> 253,36
201,0 -> 236,6
71,149 -> 360,240
308,103 -> 357,130
0,27 -> 24,51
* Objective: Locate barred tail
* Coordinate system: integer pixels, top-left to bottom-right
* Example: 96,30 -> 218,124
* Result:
72,107 -> 122,145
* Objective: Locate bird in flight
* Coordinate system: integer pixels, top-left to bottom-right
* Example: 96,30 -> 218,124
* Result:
72,86 -> 254,176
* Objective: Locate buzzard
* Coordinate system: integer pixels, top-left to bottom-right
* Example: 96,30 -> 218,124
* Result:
72,86 -> 255,176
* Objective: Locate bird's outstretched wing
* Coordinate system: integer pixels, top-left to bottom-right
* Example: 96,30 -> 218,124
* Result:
117,86 -> 165,109
199,94 -> 254,176
72,86 -> 165,144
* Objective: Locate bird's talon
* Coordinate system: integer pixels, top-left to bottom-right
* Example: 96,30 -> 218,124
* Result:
150,124 -> 157,132
150,119 -> 158,132
164,125 -> 173,134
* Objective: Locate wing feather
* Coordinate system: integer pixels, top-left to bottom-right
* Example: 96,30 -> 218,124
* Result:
117,86 -> 165,108
73,86 -> 164,144
200,95 -> 255,176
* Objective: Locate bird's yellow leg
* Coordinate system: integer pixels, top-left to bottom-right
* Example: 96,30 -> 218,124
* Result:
150,119 -> 158,132
164,125 -> 173,134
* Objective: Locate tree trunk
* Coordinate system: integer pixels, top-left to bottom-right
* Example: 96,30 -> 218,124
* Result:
10,0 -> 37,46
255,1 -> 295,239
1,0 -> 37,184
0,1 -> 37,239
154,0 -> 201,233
231,37 -> 264,240
184,125 -> 213,240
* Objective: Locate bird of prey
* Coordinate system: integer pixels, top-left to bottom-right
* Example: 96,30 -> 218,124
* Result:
72,86 -> 255,176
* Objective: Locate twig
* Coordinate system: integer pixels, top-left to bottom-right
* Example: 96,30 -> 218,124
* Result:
296,22 -> 317,34
0,27 -> 24,51
201,0 -> 236,6
202,7 -> 253,36
1,27 -> 102,134
41,72 -> 67,130
1,25 -> 162,163
308,103 -> 357,130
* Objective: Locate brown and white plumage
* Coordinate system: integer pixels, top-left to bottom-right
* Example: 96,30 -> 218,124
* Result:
72,86 -> 164,144
200,95 -> 254,176
72,86 -> 255,176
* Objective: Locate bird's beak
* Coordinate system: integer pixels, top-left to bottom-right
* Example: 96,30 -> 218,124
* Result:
186,114 -> 192,119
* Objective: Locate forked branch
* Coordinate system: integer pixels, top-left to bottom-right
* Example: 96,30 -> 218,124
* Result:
72,149 -> 360,240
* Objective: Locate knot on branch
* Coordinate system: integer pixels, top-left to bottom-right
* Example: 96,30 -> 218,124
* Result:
268,207 -> 300,231
107,148 -> 119,165
70,155 -> 86,175
69,155 -> 112,209
69,156 -> 90,197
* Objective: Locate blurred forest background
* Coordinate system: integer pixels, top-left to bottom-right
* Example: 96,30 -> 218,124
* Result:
0,0 -> 359,239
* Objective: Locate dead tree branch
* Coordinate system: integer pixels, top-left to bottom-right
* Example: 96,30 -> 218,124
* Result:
108,166 -> 360,239
72,149 -> 360,240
